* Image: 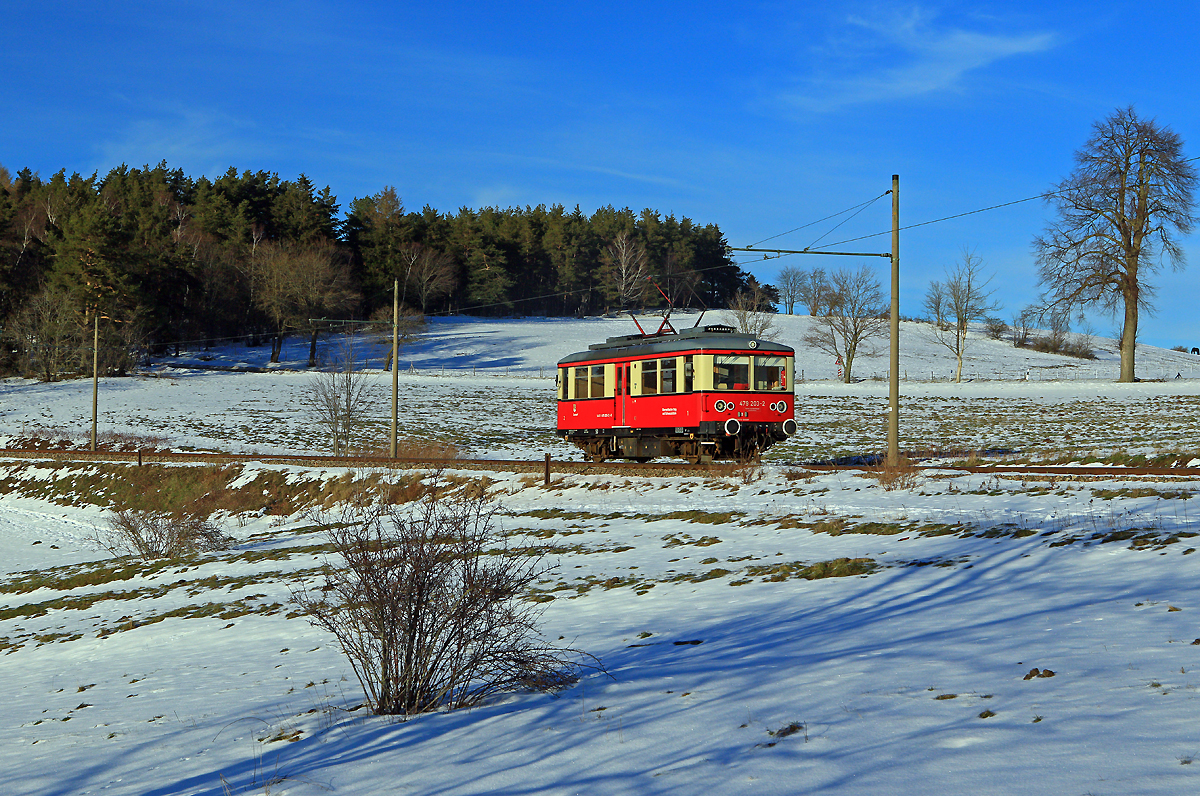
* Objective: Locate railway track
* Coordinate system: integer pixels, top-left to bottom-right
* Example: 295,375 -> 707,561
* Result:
1,447 -> 1198,481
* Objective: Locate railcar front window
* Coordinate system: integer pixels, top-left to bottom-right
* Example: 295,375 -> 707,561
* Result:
574,367 -> 588,399
754,356 -> 788,391
590,365 -> 605,398
641,360 -> 658,395
714,355 -> 750,390
661,358 -> 676,393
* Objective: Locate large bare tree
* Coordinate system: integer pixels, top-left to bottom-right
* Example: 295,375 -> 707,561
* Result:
802,266 -> 886,383
775,265 -> 804,315
923,250 -> 1001,383
797,267 -> 832,316
257,240 -> 359,366
1034,106 -> 1197,382
604,231 -> 649,309
398,242 -> 455,313
7,286 -> 81,381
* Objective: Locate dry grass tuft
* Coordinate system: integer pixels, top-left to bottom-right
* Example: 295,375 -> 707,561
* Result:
733,465 -> 762,484
865,457 -> 922,491
782,467 -> 816,483
7,426 -> 170,452
358,438 -> 460,460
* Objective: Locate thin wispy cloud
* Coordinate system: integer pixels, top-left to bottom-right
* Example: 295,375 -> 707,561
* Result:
531,156 -> 689,190
786,7 -> 1056,112
95,105 -> 265,177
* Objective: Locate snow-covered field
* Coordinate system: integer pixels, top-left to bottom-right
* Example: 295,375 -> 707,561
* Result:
3,315 -> 1200,795
3,313 -> 1200,461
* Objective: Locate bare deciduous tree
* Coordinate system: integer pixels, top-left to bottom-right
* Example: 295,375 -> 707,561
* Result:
7,286 -> 81,381
256,241 -> 360,366
1011,306 -> 1035,348
605,232 -> 649,309
290,475 -> 592,716
726,281 -> 778,339
1034,106 -> 1197,382
984,317 -> 1008,341
399,242 -> 455,313
923,250 -> 1001,383
797,267 -> 832,316
801,266 -> 886,383
304,336 -> 378,456
776,265 -> 805,315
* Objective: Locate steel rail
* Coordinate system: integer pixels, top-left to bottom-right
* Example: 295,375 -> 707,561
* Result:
0,448 -> 1198,480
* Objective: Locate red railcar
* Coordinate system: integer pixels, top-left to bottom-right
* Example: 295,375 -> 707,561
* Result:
556,323 -> 797,463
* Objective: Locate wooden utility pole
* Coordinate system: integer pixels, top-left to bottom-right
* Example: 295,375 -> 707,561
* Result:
888,174 -> 900,467
390,278 -> 399,458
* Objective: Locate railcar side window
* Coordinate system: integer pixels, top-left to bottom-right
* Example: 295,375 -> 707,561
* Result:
660,358 -> 676,393
574,367 -> 588,399
683,355 -> 693,393
753,356 -> 788,391
590,365 -> 605,398
641,360 -> 658,395
714,355 -> 750,390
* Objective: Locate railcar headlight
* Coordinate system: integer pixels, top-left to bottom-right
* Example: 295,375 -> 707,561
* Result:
714,399 -> 727,412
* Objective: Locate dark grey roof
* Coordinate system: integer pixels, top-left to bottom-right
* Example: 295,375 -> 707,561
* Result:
557,324 -> 794,365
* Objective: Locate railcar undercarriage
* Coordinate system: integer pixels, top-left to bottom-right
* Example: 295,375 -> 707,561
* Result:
563,421 -> 795,464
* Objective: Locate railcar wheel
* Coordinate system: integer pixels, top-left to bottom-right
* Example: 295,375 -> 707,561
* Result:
583,441 -> 610,462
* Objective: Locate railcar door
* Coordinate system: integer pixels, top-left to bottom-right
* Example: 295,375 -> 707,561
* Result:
615,363 -> 630,427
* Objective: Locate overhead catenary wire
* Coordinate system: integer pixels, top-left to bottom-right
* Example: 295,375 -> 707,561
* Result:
748,191 -> 890,248
803,191 -> 889,251
757,152 -> 1200,255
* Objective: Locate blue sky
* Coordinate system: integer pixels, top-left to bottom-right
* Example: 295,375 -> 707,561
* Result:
5,1 -> 1200,351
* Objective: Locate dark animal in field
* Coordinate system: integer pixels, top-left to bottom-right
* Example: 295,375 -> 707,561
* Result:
1192,347 -> 1199,355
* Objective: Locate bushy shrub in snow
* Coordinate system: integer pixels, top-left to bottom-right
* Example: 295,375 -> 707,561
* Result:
291,473 -> 594,715
93,510 -> 233,559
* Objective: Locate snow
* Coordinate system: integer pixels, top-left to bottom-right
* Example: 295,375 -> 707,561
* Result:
2,315 -> 1200,795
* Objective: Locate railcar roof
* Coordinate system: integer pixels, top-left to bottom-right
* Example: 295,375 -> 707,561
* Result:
556,324 -> 793,365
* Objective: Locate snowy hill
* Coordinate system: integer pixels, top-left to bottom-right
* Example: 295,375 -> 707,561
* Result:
142,311 -> 1200,383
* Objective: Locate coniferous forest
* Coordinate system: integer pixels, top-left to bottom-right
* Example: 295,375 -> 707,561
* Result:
0,162 -> 756,379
